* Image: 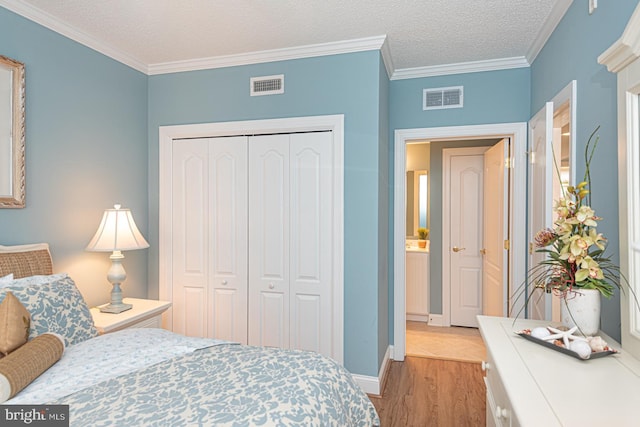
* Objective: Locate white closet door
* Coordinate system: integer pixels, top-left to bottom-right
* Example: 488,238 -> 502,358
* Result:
209,136 -> 248,343
248,134 -> 290,349
172,138 -> 209,337
172,136 -> 248,342
289,132 -> 332,355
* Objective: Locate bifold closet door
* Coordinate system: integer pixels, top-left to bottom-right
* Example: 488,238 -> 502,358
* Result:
248,132 -> 333,357
172,136 -> 248,343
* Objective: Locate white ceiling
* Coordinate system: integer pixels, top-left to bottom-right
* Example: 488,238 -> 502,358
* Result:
1,0 -> 573,77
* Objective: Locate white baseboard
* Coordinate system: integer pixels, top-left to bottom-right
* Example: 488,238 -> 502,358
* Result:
353,345 -> 392,396
428,314 -> 445,326
407,313 -> 429,322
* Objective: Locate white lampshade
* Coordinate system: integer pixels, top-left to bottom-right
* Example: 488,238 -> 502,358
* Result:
86,204 -> 149,252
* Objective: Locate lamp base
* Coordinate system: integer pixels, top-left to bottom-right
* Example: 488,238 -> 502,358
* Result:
99,302 -> 133,314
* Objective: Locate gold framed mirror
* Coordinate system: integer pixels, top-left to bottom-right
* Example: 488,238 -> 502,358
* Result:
0,55 -> 25,208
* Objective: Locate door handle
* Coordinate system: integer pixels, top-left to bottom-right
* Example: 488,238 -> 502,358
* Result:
452,246 -> 466,252
480,248 -> 487,255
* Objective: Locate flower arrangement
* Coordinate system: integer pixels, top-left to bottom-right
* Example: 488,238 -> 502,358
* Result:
527,127 -> 623,300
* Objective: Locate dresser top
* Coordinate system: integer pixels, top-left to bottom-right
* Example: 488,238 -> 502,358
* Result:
478,315 -> 640,426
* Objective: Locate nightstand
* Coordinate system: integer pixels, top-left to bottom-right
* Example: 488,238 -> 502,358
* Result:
90,298 -> 172,334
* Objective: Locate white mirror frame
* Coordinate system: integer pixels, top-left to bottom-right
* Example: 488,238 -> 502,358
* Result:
599,3 -> 640,358
0,55 -> 25,208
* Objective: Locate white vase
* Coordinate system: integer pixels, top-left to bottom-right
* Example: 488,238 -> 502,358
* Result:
561,288 -> 601,336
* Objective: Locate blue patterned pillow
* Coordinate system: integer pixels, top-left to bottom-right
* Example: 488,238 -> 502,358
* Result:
0,274 -> 99,347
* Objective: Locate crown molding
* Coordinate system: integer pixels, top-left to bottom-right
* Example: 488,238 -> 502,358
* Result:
148,35 -> 387,75
390,56 -> 529,80
598,3 -> 640,73
379,37 -> 394,79
0,0 -> 148,73
526,0 -> 573,64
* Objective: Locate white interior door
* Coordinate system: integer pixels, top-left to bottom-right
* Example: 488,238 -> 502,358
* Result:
528,102 -> 554,320
248,132 -> 333,356
171,137 -> 248,341
449,149 -> 486,327
482,139 -> 508,317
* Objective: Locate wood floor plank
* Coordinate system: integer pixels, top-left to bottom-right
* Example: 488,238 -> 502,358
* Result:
369,357 -> 485,427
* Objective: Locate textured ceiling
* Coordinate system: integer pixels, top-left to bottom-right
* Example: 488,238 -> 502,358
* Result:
10,0 -> 563,72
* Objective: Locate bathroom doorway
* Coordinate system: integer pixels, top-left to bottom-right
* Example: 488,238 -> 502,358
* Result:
393,123 -> 527,361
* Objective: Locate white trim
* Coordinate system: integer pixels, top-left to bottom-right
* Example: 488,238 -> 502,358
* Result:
393,123 -> 527,361
158,115 -> 344,364
526,0 -> 574,64
0,0 -> 148,73
353,345 -> 392,395
442,146 -> 489,327
148,36 -> 387,75
391,57 -> 529,80
600,2 -> 640,360
598,4 -> 640,73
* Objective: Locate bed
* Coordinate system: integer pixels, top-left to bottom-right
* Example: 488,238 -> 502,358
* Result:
0,244 -> 379,426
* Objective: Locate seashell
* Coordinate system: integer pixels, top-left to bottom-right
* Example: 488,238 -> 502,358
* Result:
587,336 -> 608,352
531,327 -> 551,340
569,340 -> 592,359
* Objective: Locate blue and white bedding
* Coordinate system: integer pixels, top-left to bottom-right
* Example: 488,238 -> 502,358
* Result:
10,329 -> 379,426
0,271 -> 379,426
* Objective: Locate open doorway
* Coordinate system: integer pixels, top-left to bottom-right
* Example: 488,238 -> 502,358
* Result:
393,123 -> 527,361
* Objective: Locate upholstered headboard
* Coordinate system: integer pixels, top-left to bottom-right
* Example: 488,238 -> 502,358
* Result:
0,244 -> 53,279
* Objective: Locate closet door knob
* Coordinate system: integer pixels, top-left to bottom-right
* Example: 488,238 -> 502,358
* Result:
221,280 -> 228,286
269,283 -> 275,289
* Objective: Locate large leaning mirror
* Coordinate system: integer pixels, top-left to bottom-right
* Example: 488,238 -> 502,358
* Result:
0,55 -> 25,208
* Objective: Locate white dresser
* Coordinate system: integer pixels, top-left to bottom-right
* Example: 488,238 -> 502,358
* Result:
478,315 -> 640,426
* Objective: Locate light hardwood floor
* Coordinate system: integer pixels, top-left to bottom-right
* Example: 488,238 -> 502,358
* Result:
368,322 -> 487,426
369,357 -> 485,426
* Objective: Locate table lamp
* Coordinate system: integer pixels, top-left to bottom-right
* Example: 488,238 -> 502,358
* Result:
86,204 -> 149,313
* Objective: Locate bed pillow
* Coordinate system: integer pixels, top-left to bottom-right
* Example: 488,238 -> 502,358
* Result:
0,243 -> 53,279
0,275 -> 99,347
0,333 -> 64,402
0,292 -> 30,356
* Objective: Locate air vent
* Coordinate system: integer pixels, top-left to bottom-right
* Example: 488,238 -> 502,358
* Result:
250,74 -> 284,96
423,86 -> 463,110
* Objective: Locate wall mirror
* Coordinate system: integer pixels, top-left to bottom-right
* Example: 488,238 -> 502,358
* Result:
406,142 -> 430,237
0,55 -> 25,208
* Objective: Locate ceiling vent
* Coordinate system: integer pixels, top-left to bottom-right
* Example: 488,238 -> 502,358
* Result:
423,86 -> 463,110
250,74 -> 284,96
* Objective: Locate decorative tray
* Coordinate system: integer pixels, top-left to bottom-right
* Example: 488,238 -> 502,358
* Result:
517,329 -> 618,361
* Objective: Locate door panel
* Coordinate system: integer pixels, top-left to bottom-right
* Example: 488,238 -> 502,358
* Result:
209,136 -> 248,344
528,103 -> 553,320
248,134 -> 290,348
289,132 -> 332,355
172,139 -> 209,337
483,139 -> 507,317
450,153 -> 485,327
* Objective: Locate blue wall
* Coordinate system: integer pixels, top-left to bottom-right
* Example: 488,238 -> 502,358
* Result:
148,51 -> 389,376
531,0 -> 639,340
0,8 -> 148,306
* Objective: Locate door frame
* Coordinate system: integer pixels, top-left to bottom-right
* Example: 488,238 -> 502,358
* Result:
443,146 -> 489,328
158,114 -> 345,364
393,122 -> 527,361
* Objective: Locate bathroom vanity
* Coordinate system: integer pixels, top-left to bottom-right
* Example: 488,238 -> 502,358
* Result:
406,244 -> 429,322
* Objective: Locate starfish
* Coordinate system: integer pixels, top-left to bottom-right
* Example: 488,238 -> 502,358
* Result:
543,326 -> 588,347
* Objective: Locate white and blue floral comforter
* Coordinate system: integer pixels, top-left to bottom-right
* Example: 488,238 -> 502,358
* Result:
12,329 -> 379,426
